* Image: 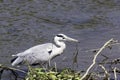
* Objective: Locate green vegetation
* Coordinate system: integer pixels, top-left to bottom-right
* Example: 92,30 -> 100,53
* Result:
25,67 -> 81,80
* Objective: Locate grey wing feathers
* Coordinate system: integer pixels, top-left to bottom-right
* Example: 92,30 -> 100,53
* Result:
24,43 -> 55,61
11,43 -> 55,66
11,57 -> 23,66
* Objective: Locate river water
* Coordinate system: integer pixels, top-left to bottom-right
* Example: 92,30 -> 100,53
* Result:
0,0 -> 120,80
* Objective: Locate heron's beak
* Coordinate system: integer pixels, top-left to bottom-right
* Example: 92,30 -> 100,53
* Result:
66,37 -> 79,42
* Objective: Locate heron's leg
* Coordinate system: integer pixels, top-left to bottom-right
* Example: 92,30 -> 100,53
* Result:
48,59 -> 51,68
39,62 -> 48,72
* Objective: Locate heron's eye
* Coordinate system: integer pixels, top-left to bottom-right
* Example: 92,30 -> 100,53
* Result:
62,37 -> 65,39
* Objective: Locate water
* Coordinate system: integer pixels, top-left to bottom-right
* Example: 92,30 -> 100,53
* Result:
0,0 -> 120,79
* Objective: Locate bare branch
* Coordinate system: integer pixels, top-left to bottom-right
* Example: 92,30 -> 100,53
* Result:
99,65 -> 110,80
0,64 -> 26,73
80,38 -> 114,80
114,67 -> 117,80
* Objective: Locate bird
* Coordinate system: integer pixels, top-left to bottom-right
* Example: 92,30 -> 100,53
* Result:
11,33 -> 78,66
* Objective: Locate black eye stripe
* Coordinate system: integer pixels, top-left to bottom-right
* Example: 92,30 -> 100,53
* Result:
56,35 -> 65,39
57,35 -> 63,38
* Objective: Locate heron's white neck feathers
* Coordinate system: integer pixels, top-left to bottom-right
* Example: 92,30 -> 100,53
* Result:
54,39 -> 66,50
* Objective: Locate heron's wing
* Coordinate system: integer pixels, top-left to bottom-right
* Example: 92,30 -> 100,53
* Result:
14,43 -> 55,63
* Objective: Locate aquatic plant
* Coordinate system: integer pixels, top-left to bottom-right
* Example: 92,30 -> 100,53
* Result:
25,67 -> 81,80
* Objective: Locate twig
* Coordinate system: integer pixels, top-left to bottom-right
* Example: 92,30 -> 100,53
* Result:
0,64 -> 26,73
72,43 -> 79,68
85,48 -> 99,53
99,65 -> 110,80
80,38 -> 114,80
85,41 -> 120,53
114,67 -> 117,80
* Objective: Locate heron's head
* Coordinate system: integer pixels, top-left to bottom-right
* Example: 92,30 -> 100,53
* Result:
54,33 -> 78,42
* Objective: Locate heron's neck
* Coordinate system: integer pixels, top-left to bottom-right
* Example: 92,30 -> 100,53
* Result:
55,40 -> 66,50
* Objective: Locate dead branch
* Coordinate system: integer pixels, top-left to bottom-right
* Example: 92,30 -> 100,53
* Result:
80,38 -> 114,80
113,67 -> 117,80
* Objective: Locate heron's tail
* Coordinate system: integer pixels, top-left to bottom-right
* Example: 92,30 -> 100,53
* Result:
11,57 -> 23,66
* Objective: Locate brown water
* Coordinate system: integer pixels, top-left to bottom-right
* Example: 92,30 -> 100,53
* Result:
0,0 -> 120,80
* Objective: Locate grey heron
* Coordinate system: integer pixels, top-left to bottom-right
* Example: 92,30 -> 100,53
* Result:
11,33 -> 78,66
